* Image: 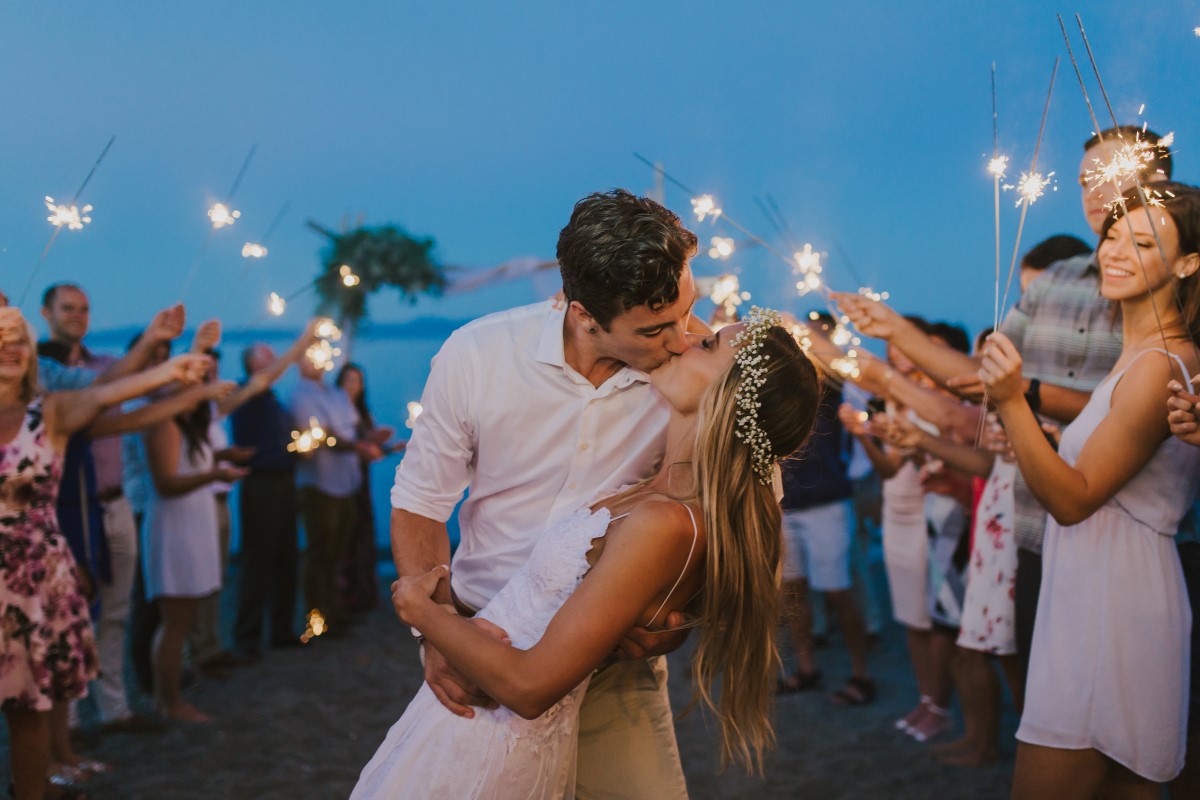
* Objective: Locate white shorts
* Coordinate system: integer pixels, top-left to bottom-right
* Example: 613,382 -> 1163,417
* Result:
781,500 -> 852,591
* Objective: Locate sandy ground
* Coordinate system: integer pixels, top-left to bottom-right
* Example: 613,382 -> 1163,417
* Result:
2,562 -> 1017,799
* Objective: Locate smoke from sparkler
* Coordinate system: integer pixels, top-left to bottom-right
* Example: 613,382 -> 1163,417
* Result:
44,196 -> 93,230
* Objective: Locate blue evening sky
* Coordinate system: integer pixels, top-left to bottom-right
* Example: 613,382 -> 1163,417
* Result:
2,2 -> 1198,338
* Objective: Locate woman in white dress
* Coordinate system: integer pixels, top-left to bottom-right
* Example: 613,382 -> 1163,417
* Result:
981,182 -> 1200,797
352,309 -> 819,798
143,376 -> 247,722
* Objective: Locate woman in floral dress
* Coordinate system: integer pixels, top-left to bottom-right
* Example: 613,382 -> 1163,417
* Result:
0,306 -> 207,800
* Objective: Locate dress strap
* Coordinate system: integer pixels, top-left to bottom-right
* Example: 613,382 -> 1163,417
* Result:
1121,347 -> 1194,393
645,503 -> 699,628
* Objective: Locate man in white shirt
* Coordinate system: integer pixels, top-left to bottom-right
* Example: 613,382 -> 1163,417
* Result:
391,189 -> 700,798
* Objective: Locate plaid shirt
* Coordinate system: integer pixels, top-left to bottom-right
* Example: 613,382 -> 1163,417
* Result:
998,253 -> 1123,553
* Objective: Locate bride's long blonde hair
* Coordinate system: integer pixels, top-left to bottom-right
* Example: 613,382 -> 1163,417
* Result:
688,326 -> 819,773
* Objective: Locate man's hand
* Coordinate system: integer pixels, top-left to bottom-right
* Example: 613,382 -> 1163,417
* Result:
422,618 -> 511,719
354,440 -> 385,462
1168,380 -> 1200,447
146,304 -> 186,344
614,611 -> 690,660
191,319 -> 222,354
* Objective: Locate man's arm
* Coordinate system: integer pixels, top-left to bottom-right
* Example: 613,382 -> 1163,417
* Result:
217,319 -> 320,417
88,381 -> 231,438
93,304 -> 187,384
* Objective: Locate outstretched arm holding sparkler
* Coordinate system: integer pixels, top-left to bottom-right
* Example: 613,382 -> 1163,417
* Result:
216,318 -> 322,418
88,379 -> 234,438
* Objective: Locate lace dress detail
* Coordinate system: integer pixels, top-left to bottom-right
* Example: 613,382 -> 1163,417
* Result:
352,506 -> 622,800
0,397 -> 98,712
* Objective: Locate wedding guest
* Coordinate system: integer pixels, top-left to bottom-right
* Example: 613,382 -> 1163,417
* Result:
983,183 -> 1200,795
143,326 -> 249,723
774,315 -> 874,705
1,305 -> 206,800
335,363 -> 401,615
291,349 -> 381,635
837,126 -> 1171,689
230,324 -> 322,656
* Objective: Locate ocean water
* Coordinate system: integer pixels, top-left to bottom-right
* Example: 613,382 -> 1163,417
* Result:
92,320 -> 467,553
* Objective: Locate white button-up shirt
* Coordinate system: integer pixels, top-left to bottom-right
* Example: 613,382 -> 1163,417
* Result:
391,301 -> 669,610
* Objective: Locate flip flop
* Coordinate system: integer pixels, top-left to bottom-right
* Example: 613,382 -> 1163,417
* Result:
831,676 -> 878,706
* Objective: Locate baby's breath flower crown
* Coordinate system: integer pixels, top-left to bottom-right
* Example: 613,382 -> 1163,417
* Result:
730,306 -> 782,484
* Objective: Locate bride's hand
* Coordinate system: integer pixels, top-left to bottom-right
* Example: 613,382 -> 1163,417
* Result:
391,565 -> 448,625
616,611 -> 691,660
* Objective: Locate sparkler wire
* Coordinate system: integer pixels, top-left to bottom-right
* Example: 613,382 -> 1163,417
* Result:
181,144 -> 259,298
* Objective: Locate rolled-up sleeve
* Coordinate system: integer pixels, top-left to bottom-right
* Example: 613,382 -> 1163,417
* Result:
390,330 -> 477,523
38,357 -> 95,391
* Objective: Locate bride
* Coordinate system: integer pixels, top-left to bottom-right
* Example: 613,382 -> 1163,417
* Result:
351,307 -> 819,798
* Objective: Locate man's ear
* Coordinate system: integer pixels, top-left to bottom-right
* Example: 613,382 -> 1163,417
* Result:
567,300 -> 599,331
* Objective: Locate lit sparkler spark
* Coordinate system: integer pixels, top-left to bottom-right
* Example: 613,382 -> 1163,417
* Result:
1084,131 -> 1175,201
792,243 -> 822,275
406,401 -> 424,429
267,292 -> 286,316
708,273 -> 743,308
1007,171 -> 1055,207
795,272 -> 823,297
708,237 -> 735,259
306,339 -> 341,372
242,242 -> 268,258
288,416 -> 335,453
314,318 -> 342,341
44,196 -> 93,230
987,155 -> 1009,179
1194,26 -> 1199,37
691,194 -> 722,222
830,324 -> 853,347
339,264 -> 361,287
789,323 -> 813,352
857,286 -> 890,302
207,202 -> 241,229
300,609 -> 327,643
829,356 -> 861,380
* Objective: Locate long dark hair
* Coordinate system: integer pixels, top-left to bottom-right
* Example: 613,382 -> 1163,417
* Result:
175,402 -> 212,462
336,363 -> 374,430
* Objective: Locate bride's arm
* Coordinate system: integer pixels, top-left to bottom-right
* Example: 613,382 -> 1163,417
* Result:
395,501 -> 699,720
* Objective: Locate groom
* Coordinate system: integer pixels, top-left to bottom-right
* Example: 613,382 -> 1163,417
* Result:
390,189 -> 700,798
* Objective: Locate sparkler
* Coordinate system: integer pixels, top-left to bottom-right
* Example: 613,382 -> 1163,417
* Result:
405,401 -> 424,429
300,609 -> 327,643
1059,13 -> 1197,376
691,194 -> 722,222
996,58 -> 1059,323
44,197 -> 93,230
267,292 -> 286,316
240,202 -> 290,261
18,135 -> 116,306
180,144 -> 259,298
287,416 -> 338,453
708,237 -> 735,259
207,202 -> 241,229
305,317 -> 343,371
339,264 -> 361,287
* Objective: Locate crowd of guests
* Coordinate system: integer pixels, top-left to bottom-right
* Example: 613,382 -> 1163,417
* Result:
773,124 -> 1200,798
3,121 -> 1200,800
0,284 -> 399,799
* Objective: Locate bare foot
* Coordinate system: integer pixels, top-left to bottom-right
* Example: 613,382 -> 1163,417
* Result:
938,747 -> 998,767
931,735 -> 975,755
161,701 -> 212,723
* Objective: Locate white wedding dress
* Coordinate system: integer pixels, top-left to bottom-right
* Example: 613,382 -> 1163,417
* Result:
352,503 -> 694,800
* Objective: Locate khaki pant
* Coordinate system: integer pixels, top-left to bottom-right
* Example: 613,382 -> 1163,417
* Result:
575,656 -> 688,799
93,496 -> 138,722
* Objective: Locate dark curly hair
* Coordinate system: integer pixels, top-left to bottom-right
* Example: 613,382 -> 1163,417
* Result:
556,189 -> 698,330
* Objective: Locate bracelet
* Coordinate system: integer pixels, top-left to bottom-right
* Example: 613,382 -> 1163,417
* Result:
409,602 -> 460,643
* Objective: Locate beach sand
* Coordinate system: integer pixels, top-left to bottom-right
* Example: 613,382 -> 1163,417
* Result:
2,567 -> 1015,799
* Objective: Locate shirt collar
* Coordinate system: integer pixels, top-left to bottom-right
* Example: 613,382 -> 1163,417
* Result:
534,304 -> 651,386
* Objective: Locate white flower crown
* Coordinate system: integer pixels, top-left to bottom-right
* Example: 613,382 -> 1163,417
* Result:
730,306 -> 782,484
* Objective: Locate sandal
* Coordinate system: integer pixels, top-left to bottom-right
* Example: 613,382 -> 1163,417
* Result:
907,699 -> 953,742
774,669 -> 822,694
831,676 -> 878,706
